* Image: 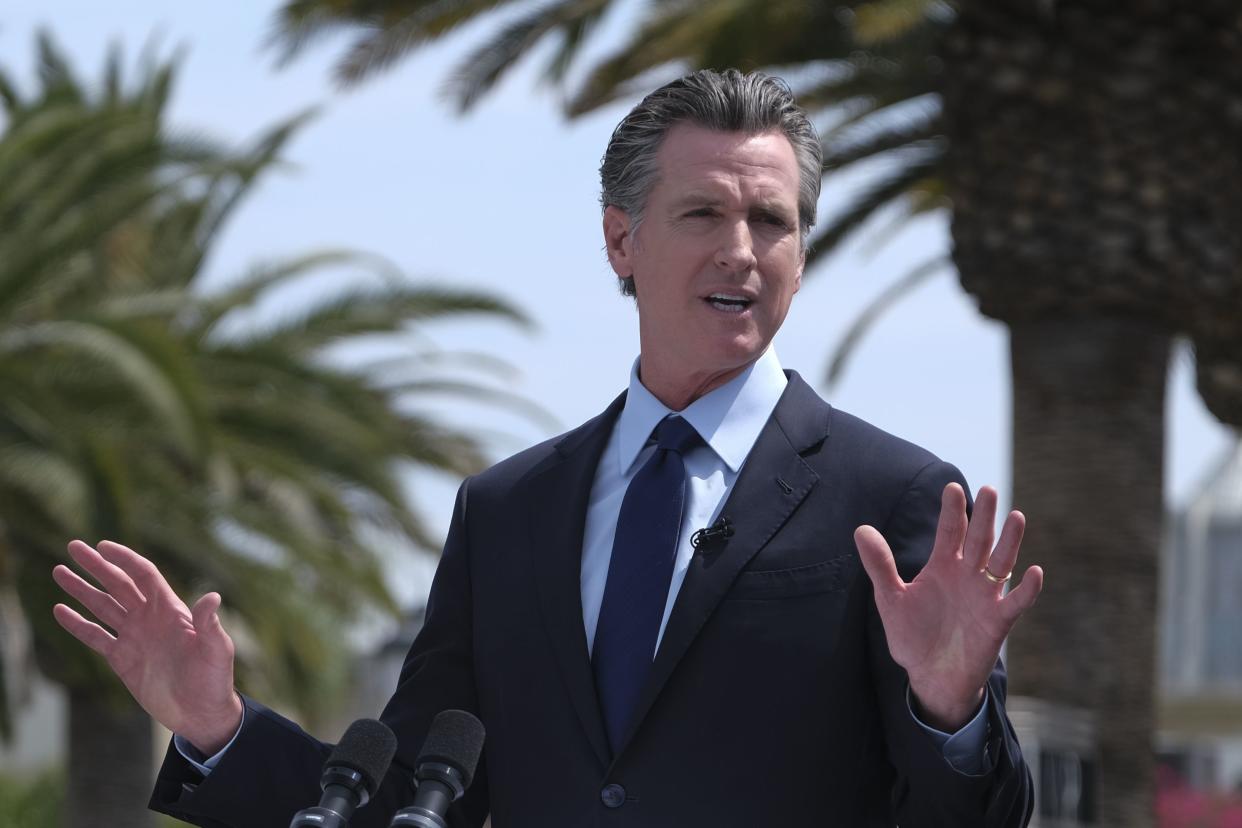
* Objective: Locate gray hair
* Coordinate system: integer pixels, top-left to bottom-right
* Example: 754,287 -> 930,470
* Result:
600,68 -> 822,297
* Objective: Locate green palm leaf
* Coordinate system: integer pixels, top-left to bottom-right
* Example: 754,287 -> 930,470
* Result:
805,146 -> 942,269
442,0 -> 611,112
0,321 -> 201,456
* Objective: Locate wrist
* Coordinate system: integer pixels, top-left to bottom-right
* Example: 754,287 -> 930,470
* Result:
909,683 -> 984,732
183,691 -> 244,757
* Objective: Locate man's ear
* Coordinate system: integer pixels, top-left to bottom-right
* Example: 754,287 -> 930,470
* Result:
603,205 -> 634,279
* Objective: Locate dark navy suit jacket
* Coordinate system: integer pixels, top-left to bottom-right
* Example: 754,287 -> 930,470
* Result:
150,372 -> 1033,827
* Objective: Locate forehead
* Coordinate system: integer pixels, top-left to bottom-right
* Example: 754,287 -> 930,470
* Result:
651,124 -> 800,202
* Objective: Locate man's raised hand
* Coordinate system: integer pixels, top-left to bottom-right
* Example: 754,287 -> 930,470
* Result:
854,483 -> 1044,732
52,540 -> 243,755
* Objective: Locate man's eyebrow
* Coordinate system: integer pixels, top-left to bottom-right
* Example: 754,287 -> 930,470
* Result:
750,202 -> 797,221
666,194 -> 796,219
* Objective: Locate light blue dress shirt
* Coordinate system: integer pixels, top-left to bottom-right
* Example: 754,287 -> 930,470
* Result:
177,347 -> 989,775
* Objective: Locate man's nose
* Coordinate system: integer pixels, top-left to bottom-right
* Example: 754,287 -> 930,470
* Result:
715,220 -> 757,272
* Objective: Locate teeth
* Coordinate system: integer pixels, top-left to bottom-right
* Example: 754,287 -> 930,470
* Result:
707,294 -> 751,313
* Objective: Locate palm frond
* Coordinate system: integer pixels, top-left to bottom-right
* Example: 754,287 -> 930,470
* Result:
856,176 -> 948,257
568,0 -> 856,115
442,0 -> 610,112
333,18 -> 430,87
805,146 -> 943,271
227,286 -> 530,352
194,251 -> 386,335
34,30 -> 82,104
0,69 -> 19,113
359,347 -> 519,381
0,321 -> 201,456
379,377 -> 560,431
823,255 -> 950,388
565,0 -> 733,116
267,0 -> 358,68
0,444 -> 90,532
273,0 -> 523,84
823,121 -> 941,172
851,0 -> 942,46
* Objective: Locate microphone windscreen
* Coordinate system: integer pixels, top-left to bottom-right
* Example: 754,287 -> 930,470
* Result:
417,710 -> 486,788
327,718 -> 399,797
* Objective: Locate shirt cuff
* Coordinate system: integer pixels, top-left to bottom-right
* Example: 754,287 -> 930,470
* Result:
906,684 -> 990,775
172,705 -> 246,776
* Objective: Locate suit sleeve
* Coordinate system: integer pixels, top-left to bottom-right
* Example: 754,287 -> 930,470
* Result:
148,479 -> 489,828
867,460 -> 1034,828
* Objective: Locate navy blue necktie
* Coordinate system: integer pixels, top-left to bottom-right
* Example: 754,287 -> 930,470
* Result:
593,415 -> 701,753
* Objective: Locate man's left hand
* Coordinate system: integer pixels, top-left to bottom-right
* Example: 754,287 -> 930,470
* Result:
855,483 -> 1044,732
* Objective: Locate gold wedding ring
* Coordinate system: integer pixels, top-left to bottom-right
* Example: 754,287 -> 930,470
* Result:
982,567 -> 1012,585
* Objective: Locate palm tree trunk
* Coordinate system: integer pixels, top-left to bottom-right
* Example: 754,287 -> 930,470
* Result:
1006,316 -> 1170,828
65,688 -> 156,828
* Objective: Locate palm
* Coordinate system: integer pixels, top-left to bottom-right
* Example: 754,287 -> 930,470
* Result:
110,592 -> 232,732
855,484 -> 1043,727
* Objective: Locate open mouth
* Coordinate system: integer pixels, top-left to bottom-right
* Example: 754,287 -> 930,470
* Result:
704,293 -> 753,313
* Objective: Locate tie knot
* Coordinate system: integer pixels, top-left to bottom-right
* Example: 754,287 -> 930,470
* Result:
653,416 -> 701,455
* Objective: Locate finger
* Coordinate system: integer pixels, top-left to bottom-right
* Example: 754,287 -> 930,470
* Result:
963,486 -> 997,572
96,540 -> 173,603
930,482 -> 968,565
854,525 -> 906,598
67,540 -> 144,608
52,603 -> 117,657
191,592 -> 231,653
52,564 -> 127,630
999,565 -> 1044,626
984,510 -> 1026,584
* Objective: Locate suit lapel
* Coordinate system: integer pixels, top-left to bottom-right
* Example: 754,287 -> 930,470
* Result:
611,373 -> 833,759
525,393 -> 625,770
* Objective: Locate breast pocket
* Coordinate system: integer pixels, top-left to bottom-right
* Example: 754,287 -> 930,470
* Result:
725,555 -> 855,600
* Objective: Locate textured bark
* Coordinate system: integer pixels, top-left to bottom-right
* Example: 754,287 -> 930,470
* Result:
1006,317 -> 1169,828
941,1 -> 1242,328
65,688 -> 156,828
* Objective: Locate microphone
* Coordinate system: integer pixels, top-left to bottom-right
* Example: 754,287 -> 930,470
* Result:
290,719 -> 398,828
691,516 -> 734,552
388,710 -> 486,828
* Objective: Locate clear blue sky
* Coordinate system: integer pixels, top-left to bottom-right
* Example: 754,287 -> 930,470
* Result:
4,1 -> 1234,606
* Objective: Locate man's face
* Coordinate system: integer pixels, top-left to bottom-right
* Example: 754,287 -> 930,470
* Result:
603,124 -> 805,400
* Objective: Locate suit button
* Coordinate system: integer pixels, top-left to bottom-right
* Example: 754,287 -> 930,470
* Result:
600,783 -> 626,808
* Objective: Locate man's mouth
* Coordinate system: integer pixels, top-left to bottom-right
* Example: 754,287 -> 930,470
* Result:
704,293 -> 753,313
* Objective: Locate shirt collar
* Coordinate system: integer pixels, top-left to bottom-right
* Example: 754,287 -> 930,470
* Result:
617,347 -> 788,475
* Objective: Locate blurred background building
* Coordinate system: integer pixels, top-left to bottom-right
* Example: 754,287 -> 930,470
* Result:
1159,441 -> 1242,794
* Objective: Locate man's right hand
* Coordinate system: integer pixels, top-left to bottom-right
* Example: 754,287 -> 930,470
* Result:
52,539 -> 244,756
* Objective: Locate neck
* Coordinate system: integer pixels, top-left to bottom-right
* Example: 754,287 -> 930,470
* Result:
637,359 -> 752,411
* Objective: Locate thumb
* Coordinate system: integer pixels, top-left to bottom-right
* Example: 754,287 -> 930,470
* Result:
191,592 -> 230,648
854,525 -> 905,598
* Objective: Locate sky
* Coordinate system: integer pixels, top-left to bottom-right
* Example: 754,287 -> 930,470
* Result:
3,1 -> 1235,607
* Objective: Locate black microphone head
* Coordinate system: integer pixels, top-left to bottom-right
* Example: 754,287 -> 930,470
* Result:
326,718 -> 398,798
417,710 -> 486,788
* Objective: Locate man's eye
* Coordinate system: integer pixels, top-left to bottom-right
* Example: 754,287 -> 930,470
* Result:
685,208 -> 716,218
757,214 -> 789,229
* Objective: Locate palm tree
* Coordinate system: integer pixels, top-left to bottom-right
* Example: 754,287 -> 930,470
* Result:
938,4 -> 1242,825
269,1 -> 1242,824
0,34 -> 532,828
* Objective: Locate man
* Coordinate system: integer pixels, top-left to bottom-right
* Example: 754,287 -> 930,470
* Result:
52,69 -> 1043,827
